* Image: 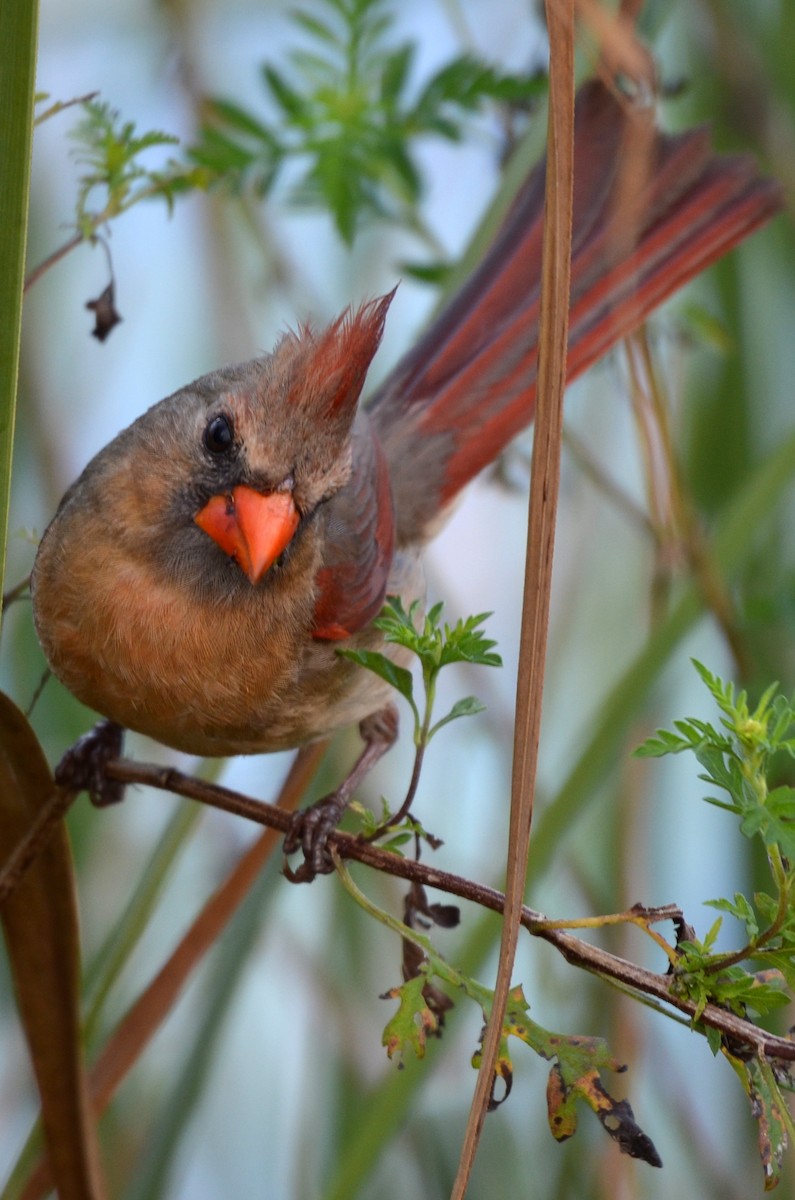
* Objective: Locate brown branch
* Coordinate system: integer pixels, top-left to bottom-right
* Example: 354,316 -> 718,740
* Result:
2,572 -> 30,610
103,756 -> 795,1064
24,232 -> 84,291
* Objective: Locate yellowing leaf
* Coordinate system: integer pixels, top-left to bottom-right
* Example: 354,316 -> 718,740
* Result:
381,973 -> 439,1064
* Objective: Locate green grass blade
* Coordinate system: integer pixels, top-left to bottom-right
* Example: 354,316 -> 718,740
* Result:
83,800 -> 203,1044
0,0 -> 38,612
120,860 -> 280,1200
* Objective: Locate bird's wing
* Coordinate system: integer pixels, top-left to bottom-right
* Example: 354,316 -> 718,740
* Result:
311,417 -> 396,641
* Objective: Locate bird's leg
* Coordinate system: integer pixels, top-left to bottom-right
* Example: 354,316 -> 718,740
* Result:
283,703 -> 399,883
54,719 -> 126,807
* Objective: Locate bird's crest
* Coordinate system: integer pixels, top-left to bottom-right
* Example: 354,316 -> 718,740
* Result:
287,288 -> 397,421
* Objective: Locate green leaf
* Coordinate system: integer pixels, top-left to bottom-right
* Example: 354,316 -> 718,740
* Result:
262,64 -> 310,121
674,716 -> 730,747
755,950 -> 795,992
428,696 -> 486,741
292,9 -> 342,47
189,2 -> 539,245
693,744 -> 746,806
704,892 -> 760,940
398,258 -> 453,286
380,43 -> 414,105
692,658 -> 735,710
634,728 -> 696,757
705,1025 -> 723,1055
739,793 -> 795,859
189,126 -> 256,176
439,612 -> 502,669
204,99 -> 277,145
425,600 -> 444,628
336,647 -> 416,709
374,133 -> 421,202
767,785 -> 795,818
381,972 -> 439,1064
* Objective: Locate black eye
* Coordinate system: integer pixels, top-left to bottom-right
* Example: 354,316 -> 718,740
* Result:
204,413 -> 234,455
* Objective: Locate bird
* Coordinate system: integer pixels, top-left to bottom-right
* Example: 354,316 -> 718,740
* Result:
31,80 -> 781,874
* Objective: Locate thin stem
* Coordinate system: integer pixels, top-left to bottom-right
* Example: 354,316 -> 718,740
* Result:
367,659 -> 437,839
99,755 -> 795,1063
334,852 -> 493,1012
24,232 -> 83,291
34,92 -> 98,126
0,786 -> 78,903
541,905 -> 681,965
24,176 -> 180,292
368,738 -> 426,840
2,571 -> 30,609
700,848 -> 792,977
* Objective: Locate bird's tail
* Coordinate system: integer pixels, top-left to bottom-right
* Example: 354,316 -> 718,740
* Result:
367,80 -> 781,546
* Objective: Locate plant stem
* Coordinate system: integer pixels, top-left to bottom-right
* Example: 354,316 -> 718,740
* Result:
0,786 -> 78,904
98,755 -> 795,1063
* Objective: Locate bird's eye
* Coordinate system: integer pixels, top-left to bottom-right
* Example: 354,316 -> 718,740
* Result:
204,413 -> 234,455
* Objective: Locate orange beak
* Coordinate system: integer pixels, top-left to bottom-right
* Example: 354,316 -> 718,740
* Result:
195,485 -> 299,584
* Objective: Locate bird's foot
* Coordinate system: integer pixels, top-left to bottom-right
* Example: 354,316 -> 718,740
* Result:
282,703 -> 399,884
54,719 -> 126,807
283,793 -> 348,883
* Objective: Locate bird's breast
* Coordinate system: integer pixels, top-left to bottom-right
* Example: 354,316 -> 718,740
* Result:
33,534 -> 313,754
33,521 -> 424,757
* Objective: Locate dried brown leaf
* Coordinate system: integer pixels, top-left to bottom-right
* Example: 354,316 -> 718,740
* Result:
0,691 -> 107,1200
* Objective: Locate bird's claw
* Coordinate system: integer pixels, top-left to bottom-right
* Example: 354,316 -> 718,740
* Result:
54,719 -> 126,807
283,704 -> 399,882
283,793 -> 347,884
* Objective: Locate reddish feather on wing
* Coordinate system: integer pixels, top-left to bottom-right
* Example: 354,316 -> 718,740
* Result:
312,423 -> 396,640
367,80 -> 782,547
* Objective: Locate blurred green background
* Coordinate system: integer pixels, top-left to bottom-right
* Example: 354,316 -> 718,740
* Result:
3,1 -> 795,1197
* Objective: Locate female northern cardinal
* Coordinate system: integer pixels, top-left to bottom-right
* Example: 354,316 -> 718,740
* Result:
32,82 -> 780,869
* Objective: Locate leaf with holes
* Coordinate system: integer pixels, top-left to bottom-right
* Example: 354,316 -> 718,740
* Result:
381,971 -> 439,1065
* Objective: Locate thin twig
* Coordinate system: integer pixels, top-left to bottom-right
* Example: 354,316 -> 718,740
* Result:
2,572 -> 30,610
368,739 -> 425,839
102,756 -> 795,1063
0,786 -> 78,903
34,92 -> 98,127
24,232 -> 84,291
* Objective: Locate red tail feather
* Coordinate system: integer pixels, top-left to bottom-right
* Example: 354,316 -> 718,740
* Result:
368,81 -> 781,546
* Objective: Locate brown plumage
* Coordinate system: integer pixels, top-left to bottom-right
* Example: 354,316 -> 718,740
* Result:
32,81 -> 780,797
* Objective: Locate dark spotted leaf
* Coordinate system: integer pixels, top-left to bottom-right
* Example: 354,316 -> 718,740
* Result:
381,971 -> 439,1064
724,1049 -> 793,1190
